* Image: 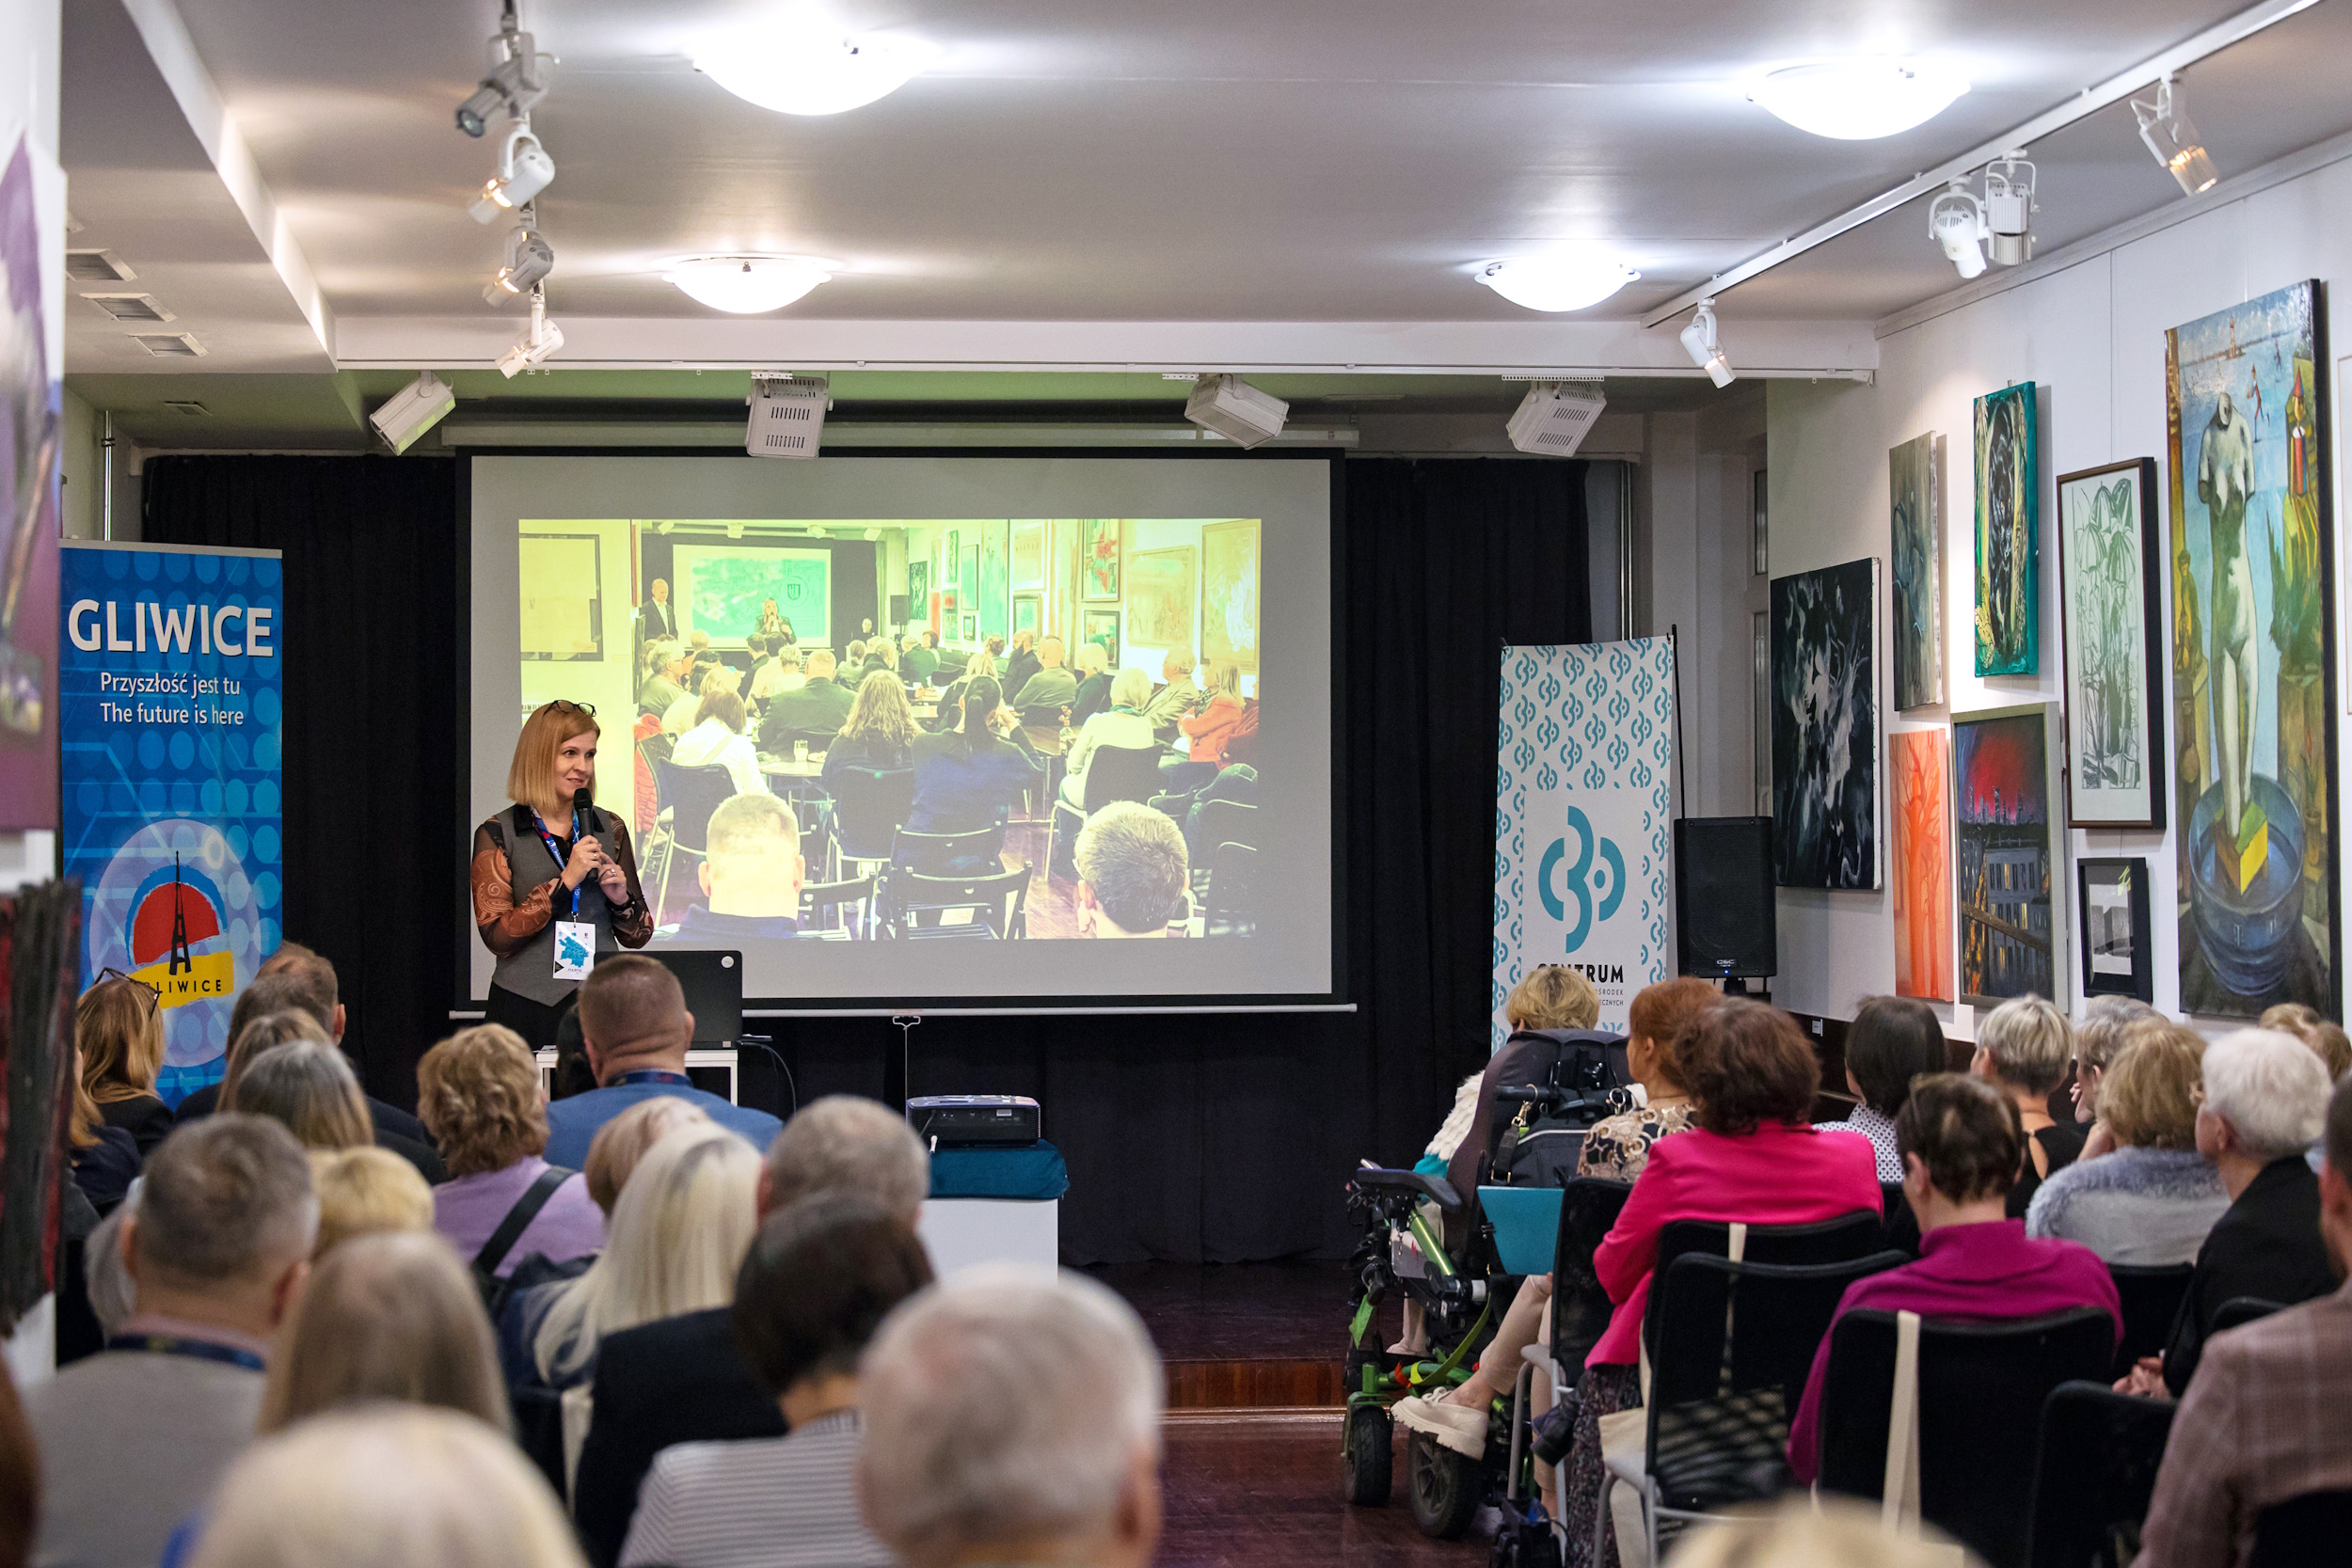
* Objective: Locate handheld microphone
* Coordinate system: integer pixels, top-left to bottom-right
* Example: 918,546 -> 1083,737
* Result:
571,786 -> 597,836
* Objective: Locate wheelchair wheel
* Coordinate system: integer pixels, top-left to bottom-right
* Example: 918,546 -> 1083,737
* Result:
1407,1429 -> 1482,1539
1341,1404 -> 1393,1507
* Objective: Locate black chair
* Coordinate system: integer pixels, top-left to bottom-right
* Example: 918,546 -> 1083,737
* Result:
827,767 -> 918,890
2106,1263 -> 2194,1379
798,874 -> 876,938
1876,1182 -> 1921,1255
2249,1489 -> 2352,1568
2212,1296 -> 2285,1334
645,758 -> 736,921
1645,1211 -> 1887,1313
1187,798 -> 1260,891
1047,743 -> 1166,875
886,865 -> 1031,940
888,826 -> 1005,876
1817,1307 -> 2117,1568
1547,1178 -> 1636,1374
2024,1381 -> 2176,1568
1200,841 -> 1258,935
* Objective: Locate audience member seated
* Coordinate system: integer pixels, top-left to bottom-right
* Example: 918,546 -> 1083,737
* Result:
185,1406 -> 583,1568
863,639 -> 897,678
618,1195 -> 932,1568
2118,1028 -> 2336,1400
1672,1496 -> 1983,1568
419,1024 -> 605,1277
1058,668 -> 1156,810
2026,1030 -> 2229,1265
671,794 -> 810,945
907,676 -> 1034,841
309,1146 -> 435,1257
1818,994 -> 1950,1182
81,1200 -> 137,1340
670,687 -> 767,798
573,1096 -> 928,1568
543,956 -> 783,1168
1443,966 -> 1606,1225
1970,993 -> 2084,1216
25,1117 -> 315,1568
230,1037 -> 444,1184
820,671 -> 919,783
1163,659 -> 1246,792
2137,1073 -> 2352,1568
1152,761 -> 1257,867
1010,634 -> 1077,711
858,1269 -> 1164,1568
1140,648 -> 1198,738
902,630 -> 940,686
930,649 -> 994,732
1786,1073 -> 2122,1481
2070,994 -> 2164,1129
1074,801 -> 1188,938
755,649 -> 854,752
582,1097 -> 713,1218
844,639 -> 867,671
999,629 -> 1041,709
524,1124 -> 761,1395
1560,999 -> 1881,1565
760,642 -> 805,700
177,947 -> 433,1146
1067,641 -> 1112,726
76,972 -> 174,1157
258,1231 -> 507,1433
68,1071 -> 141,1213
2262,1001 -> 2352,1081
666,665 -> 742,740
639,638 -> 689,718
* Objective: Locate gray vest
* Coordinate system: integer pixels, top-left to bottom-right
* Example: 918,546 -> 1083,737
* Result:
490,804 -> 626,1006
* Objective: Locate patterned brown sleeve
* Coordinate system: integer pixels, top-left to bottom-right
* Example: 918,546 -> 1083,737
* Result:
471,823 -> 554,958
609,820 -> 655,948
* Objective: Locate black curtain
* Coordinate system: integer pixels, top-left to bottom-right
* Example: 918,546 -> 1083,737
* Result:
139,452 -> 1588,1262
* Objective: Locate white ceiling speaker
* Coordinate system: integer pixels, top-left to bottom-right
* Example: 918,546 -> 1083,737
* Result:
1506,382 -> 1608,458
665,256 -> 832,314
469,126 -> 554,223
748,374 -> 831,459
1184,374 -> 1289,449
696,31 -> 937,116
1678,301 -> 1735,388
369,371 -> 455,455
1749,58 -> 1969,139
2133,73 -> 2218,197
1475,255 -> 1640,313
496,287 -> 564,376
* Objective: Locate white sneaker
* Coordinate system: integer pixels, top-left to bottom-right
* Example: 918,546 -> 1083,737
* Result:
1391,1391 -> 1486,1459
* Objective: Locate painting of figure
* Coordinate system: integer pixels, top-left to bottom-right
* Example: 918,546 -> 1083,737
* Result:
1974,383 -> 2040,676
1770,559 -> 1879,890
1890,728 -> 1952,1001
1890,434 -> 1943,710
2166,281 -> 2337,1016
1954,704 -> 2064,1006
2058,458 -> 2166,829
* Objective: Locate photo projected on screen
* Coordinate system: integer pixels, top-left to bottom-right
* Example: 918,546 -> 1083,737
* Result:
675,541 -> 832,648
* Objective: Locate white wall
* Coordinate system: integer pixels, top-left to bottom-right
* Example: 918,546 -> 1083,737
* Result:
1760,144 -> 2352,1032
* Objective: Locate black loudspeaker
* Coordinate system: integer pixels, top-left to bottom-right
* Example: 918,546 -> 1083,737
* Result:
1676,816 -> 1776,979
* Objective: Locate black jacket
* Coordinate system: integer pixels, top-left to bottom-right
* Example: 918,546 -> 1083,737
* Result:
99,1094 -> 176,1159
570,1307 -> 785,1568
756,676 -> 855,751
2163,1154 -> 2337,1395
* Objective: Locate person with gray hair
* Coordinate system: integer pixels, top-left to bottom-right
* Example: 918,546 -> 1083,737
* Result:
1057,668 -> 1157,809
640,637 -> 690,717
2070,994 -> 2163,1126
761,1095 -> 930,1224
26,1116 -> 318,1568
1074,800 -> 1189,938
1969,993 -> 2084,1215
858,1268 -> 1164,1568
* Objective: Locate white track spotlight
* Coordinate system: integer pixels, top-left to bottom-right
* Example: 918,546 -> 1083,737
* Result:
1475,255 -> 1640,313
483,224 -> 553,305
664,256 -> 832,314
1928,180 -> 1989,279
1184,374 -> 1290,449
697,31 -> 937,117
1982,151 -> 2038,266
367,371 -> 454,454
747,374 -> 831,458
495,286 -> 564,376
1678,300 -> 1735,388
455,26 -> 552,137
2132,74 -> 2218,197
1749,58 -> 1969,140
1506,381 -> 1608,457
469,126 -> 554,222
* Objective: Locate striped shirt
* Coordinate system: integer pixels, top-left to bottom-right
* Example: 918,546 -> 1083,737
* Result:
618,1410 -> 896,1568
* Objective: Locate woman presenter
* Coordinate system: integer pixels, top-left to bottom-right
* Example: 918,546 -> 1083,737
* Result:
471,701 -> 654,1045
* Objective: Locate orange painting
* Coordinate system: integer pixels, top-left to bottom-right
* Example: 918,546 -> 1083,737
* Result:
1891,729 -> 1953,1002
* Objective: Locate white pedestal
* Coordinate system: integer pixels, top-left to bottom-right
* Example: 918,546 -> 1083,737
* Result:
917,1198 -> 1060,1278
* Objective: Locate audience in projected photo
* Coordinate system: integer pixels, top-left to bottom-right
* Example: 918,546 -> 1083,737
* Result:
758,650 -> 855,752
821,673 -> 918,784
666,666 -> 742,738
1000,630 -> 1040,706
1068,641 -> 1112,726
908,676 -> 1035,848
1163,659 -> 1246,792
671,795 -> 808,943
1059,669 -> 1156,810
640,639 -> 690,719
1140,648 -> 1199,737
931,650 -> 995,733
1073,802 -> 1188,939
672,687 -> 769,799
902,631 -> 940,685
1010,636 -> 1077,712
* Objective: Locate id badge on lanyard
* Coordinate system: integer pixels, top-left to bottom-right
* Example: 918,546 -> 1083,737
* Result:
533,808 -> 598,982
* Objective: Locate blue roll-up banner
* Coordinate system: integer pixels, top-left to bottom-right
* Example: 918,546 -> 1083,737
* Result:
58,541 -> 285,1104
1493,638 -> 1677,1044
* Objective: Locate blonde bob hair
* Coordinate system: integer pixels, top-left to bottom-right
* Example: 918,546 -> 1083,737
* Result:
1974,993 -> 2073,1097
230,1039 -> 374,1152
1504,965 -> 1599,1032
77,974 -> 166,1103
506,701 -> 599,816
417,1025 -> 547,1178
310,1147 -> 435,1258
2099,1035 -> 2206,1152
260,1231 -> 506,1434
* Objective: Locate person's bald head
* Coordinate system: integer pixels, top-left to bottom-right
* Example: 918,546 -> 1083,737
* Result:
806,649 -> 837,680
1037,636 -> 1064,669
575,956 -> 694,1081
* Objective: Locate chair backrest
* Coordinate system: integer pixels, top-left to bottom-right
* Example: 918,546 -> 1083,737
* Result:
830,767 -> 918,856
1020,704 -> 1065,730
892,865 -> 1031,939
1081,744 -> 1166,813
1818,1307 -> 2117,1568
2212,1296 -> 2286,1334
1202,841 -> 1259,932
2249,1489 -> 2352,1568
1879,1182 -> 1920,1256
1194,797 -> 1259,850
2105,1263 -> 2194,1378
2023,1380 -> 2176,1568
649,758 -> 737,853
1549,1178 -> 1635,1373
891,826 -> 1006,876
798,875 -> 875,932
1645,1211 -> 1886,1350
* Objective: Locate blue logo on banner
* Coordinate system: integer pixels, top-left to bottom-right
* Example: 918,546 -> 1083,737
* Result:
1536,806 -> 1626,953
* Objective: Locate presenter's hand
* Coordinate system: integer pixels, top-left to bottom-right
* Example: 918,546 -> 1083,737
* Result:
561,836 -> 601,890
596,860 -> 629,902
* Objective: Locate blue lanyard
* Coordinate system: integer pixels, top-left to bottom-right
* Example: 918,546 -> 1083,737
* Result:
531,807 -> 583,919
616,1069 -> 691,1086
108,1334 -> 266,1373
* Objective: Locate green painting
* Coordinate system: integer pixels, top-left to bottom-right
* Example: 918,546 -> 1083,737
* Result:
980,522 -> 1010,641
1974,383 -> 2040,676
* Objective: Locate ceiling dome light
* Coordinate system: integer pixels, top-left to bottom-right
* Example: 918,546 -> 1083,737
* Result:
1475,256 -> 1641,313
664,256 -> 833,314
695,32 -> 936,117
1750,59 -> 1970,140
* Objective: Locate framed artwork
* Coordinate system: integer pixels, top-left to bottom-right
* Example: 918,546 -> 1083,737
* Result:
1012,594 -> 1041,637
2080,857 -> 2155,1003
1753,468 -> 1769,576
1200,518 -> 1261,674
961,611 -> 977,641
960,544 -> 979,625
1889,433 -> 1943,710
1127,546 -> 1196,648
1890,729 -> 1953,1002
944,529 -> 959,587
1953,703 -> 2067,1007
1079,518 -> 1121,601
1974,382 -> 2041,676
908,558 -> 929,608
1011,520 -> 1043,589
1770,559 -> 1880,889
1083,609 -> 1120,668
517,533 -> 603,661
2166,280 -> 2337,1016
2058,458 -> 2167,829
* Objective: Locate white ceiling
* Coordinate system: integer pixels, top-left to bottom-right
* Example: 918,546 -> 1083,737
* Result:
56,0 -> 2352,382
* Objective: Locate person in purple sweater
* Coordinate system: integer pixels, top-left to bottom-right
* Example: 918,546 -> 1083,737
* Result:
1788,1073 -> 2122,1482
417,1023 -> 606,1275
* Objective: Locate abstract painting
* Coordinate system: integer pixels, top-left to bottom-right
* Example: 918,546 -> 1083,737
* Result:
1083,609 -> 1120,669
980,523 -> 1009,642
2058,458 -> 2167,829
1012,594 -> 1040,638
1974,383 -> 2040,676
0,137 -> 60,831
1011,520 -> 1043,589
2166,281 -> 2337,1016
1201,518 -> 1260,673
1954,703 -> 2065,1007
1128,546 -> 1196,648
1080,518 -> 1121,601
2079,858 -> 2154,1003
1769,559 -> 1879,890
960,544 -> 979,627
908,558 -> 929,611
1890,434 -> 1943,710
1890,729 -> 1952,1002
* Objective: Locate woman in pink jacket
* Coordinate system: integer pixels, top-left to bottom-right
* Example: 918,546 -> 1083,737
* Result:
1564,998 -> 1883,1567
1161,661 -> 1248,793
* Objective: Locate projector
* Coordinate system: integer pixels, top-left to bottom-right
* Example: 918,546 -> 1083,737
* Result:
748,374 -> 829,459
367,371 -> 455,455
1506,381 -> 1608,457
905,1094 -> 1041,1148
1184,373 -> 1289,450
